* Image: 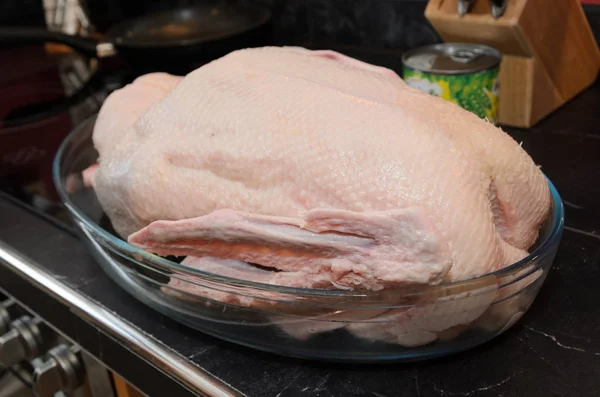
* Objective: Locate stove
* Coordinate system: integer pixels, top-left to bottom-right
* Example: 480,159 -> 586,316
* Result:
0,44 -> 223,397
0,42 -> 209,221
0,192 -> 240,397
0,44 -> 98,201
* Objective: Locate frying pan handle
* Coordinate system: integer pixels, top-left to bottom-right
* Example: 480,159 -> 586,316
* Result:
0,28 -> 100,58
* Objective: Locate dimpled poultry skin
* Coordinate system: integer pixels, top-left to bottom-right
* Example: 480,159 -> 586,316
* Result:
87,46 -> 550,294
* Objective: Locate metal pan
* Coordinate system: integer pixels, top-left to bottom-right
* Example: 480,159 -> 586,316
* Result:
0,3 -> 272,64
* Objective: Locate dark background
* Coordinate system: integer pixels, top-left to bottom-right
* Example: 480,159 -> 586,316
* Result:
3,0 -> 599,54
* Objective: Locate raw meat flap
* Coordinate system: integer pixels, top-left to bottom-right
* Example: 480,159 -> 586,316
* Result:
128,207 -> 452,290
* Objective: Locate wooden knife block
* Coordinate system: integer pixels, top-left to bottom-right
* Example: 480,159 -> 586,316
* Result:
425,0 -> 600,127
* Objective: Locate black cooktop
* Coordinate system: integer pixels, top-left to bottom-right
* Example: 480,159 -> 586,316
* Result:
1,64 -> 600,397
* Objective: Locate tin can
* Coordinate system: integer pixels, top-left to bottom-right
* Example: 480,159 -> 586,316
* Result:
402,43 -> 501,123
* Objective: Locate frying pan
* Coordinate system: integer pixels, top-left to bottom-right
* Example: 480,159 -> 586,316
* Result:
0,2 -> 272,64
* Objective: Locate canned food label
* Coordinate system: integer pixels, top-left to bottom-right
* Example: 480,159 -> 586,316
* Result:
403,67 -> 499,123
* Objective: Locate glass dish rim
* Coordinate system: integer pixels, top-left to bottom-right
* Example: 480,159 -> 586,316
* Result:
52,114 -> 565,298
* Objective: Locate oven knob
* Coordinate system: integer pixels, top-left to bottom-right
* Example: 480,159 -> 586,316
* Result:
0,315 -> 43,367
33,344 -> 86,397
0,299 -> 14,334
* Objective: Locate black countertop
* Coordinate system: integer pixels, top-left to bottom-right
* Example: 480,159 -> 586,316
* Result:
1,63 -> 600,397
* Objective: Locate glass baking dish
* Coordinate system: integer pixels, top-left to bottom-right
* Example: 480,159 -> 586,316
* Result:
53,115 -> 564,362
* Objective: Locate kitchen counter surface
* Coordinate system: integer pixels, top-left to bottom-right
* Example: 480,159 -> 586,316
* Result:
1,59 -> 600,397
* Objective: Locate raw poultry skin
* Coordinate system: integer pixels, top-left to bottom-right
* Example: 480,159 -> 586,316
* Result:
87,46 -> 551,345
91,46 -> 549,286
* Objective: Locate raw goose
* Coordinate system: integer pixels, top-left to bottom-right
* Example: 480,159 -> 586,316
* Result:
84,46 -> 551,345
